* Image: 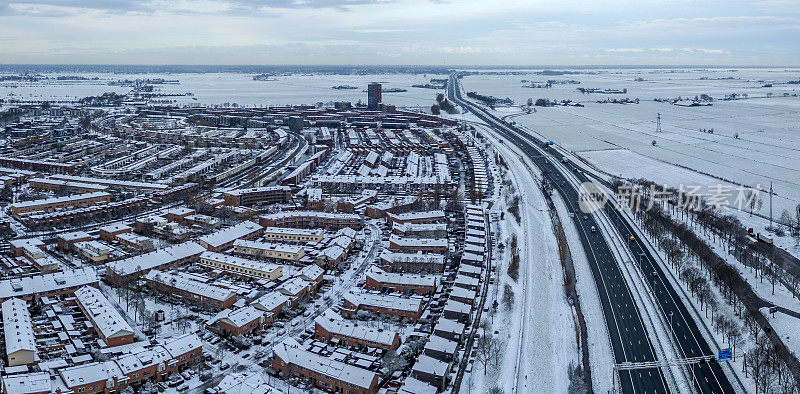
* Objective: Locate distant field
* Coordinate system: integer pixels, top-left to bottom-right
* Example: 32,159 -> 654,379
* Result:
461,68 -> 800,216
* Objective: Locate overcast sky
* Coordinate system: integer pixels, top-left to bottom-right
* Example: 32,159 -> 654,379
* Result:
0,0 -> 798,65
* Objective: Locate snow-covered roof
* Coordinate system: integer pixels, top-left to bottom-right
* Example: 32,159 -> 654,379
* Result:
251,291 -> 290,312
233,239 -> 304,254
336,227 -> 357,239
454,275 -> 479,287
263,226 -> 323,237
463,243 -> 484,254
58,361 -> 122,388
365,267 -> 437,287
443,299 -> 471,314
57,230 -> 92,242
98,223 -> 131,234
434,318 -> 464,334
165,206 -> 196,216
461,252 -> 483,262
380,251 -> 445,265
276,277 -> 310,296
160,333 -> 202,358
48,174 -> 168,190
307,187 -> 323,201
260,210 -> 360,221
298,264 -> 324,281
449,286 -> 476,301
425,335 -> 457,354
314,310 -> 398,346
1,372 -> 50,394
393,222 -> 447,233
273,339 -> 378,390
200,251 -> 282,274
343,291 -> 422,313
412,354 -> 448,376
0,267 -> 98,300
224,186 -> 290,196
216,372 -> 281,394
319,245 -> 345,261
146,270 -> 236,302
388,210 -> 445,222
400,377 -> 438,394
30,177 -> 107,191
74,286 -> 133,342
389,235 -> 447,248
217,306 -> 263,327
2,298 -> 35,357
106,241 -> 205,276
457,264 -> 482,275
11,191 -> 110,209
199,221 -> 262,249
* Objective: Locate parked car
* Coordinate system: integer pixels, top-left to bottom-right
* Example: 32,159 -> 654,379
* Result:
220,362 -> 230,371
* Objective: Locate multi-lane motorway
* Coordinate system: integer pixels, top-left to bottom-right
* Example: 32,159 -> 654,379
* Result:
448,74 -> 735,393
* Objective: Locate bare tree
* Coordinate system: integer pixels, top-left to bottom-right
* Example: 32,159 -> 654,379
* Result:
474,328 -> 502,375
381,350 -> 407,377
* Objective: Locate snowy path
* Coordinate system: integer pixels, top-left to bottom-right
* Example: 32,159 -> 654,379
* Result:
477,124 -> 578,394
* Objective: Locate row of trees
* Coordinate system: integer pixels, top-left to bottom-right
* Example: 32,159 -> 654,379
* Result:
616,179 -> 800,392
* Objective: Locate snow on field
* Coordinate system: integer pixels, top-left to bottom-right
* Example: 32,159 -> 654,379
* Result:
580,148 -> 733,191
461,68 -> 800,217
0,71 -> 448,108
763,308 -> 800,360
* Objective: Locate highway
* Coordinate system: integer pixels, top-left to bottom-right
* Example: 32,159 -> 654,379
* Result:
448,74 -> 735,394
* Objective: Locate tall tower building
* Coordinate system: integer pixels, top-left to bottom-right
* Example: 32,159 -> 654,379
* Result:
368,82 -> 382,110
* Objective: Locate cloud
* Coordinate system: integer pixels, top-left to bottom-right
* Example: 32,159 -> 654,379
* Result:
441,46 -> 480,54
624,15 -> 800,31
605,47 -> 727,55
0,0 -> 394,16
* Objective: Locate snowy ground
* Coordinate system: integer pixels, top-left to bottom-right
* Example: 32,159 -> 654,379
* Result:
462,123 -> 579,393
460,68 -> 800,218
763,308 -> 800,360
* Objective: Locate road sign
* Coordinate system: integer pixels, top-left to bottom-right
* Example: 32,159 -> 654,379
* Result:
718,348 -> 733,362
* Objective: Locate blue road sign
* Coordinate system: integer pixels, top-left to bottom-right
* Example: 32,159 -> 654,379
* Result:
718,348 -> 733,362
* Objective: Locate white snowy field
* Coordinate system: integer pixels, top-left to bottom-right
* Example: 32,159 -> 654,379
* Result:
763,308 -> 800,361
460,68 -> 800,218
0,72 -> 447,109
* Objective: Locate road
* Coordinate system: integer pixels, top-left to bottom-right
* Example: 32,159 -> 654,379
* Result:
449,74 -> 735,394
191,223 -> 380,393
